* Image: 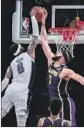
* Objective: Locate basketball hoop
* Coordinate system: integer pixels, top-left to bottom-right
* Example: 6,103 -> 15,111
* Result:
76,20 -> 84,30
48,27 -> 80,57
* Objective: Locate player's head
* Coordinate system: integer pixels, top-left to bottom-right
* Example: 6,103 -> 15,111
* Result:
9,43 -> 24,56
50,99 -> 62,116
52,50 -> 72,64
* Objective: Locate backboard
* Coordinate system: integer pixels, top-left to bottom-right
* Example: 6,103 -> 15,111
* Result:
12,0 -> 84,44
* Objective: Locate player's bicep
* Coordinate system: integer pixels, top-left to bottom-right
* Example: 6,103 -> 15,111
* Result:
42,44 -> 54,58
61,68 -> 84,85
65,69 -> 79,80
69,72 -> 84,85
61,68 -> 78,80
41,38 -> 54,61
60,68 -> 73,77
37,118 -> 42,127
27,36 -> 38,54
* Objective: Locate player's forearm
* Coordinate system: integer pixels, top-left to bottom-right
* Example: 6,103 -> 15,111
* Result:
70,73 -> 84,85
31,16 -> 39,37
27,16 -> 39,53
41,21 -> 49,55
1,78 -> 9,92
1,66 -> 11,92
41,21 -> 47,36
76,74 -> 84,85
28,36 -> 38,54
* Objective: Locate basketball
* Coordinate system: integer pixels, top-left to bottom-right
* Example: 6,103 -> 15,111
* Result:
31,6 -> 44,22
35,10 -> 43,22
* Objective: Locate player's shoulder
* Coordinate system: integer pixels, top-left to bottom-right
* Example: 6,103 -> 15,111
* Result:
38,117 -> 46,123
10,52 -> 24,65
62,66 -> 74,74
13,52 -> 26,61
18,52 -> 26,57
37,117 -> 46,127
22,52 -> 35,61
62,119 -> 71,127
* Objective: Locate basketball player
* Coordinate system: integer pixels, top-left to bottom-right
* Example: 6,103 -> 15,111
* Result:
1,8 -> 39,127
40,8 -> 84,126
37,99 -> 71,127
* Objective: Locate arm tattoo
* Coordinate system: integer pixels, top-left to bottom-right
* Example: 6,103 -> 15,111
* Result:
28,36 -> 38,54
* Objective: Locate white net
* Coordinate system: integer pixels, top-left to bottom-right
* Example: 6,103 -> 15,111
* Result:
56,42 -> 75,57
49,28 -> 79,57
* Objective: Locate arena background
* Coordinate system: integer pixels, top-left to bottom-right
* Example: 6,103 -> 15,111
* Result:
1,0 -> 84,126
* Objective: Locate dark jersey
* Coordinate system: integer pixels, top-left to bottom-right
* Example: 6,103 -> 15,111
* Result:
47,63 -> 69,100
42,117 -> 70,127
47,63 -> 76,126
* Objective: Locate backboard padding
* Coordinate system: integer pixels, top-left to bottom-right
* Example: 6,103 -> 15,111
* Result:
12,1 -> 84,44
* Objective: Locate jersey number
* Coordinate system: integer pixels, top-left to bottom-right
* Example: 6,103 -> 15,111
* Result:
49,74 -> 52,84
17,62 -> 24,74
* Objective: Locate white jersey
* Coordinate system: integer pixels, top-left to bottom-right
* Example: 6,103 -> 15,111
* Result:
10,52 -> 35,86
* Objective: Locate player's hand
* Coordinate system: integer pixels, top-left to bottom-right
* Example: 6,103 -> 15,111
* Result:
41,8 -> 48,23
30,7 -> 36,16
43,8 -> 48,20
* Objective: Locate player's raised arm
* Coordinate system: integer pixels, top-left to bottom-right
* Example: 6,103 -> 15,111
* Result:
1,66 -> 12,92
27,7 -> 39,59
40,8 -> 54,65
61,68 -> 84,86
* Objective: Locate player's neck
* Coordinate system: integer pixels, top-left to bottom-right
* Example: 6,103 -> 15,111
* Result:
49,114 -> 60,121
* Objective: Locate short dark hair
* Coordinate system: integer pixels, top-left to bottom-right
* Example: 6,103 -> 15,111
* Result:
52,50 -> 73,63
50,99 -> 62,115
52,56 -> 61,61
62,50 -> 73,63
9,43 -> 24,56
9,43 -> 18,55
